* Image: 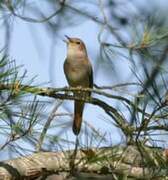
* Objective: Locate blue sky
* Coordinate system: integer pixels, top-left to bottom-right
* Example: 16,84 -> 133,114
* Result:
0,1 -> 122,159
1,0 -> 168,159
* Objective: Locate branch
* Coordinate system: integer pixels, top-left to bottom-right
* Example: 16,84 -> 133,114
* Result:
4,1 -> 65,23
0,145 -> 166,179
1,83 -> 167,135
0,83 -> 135,135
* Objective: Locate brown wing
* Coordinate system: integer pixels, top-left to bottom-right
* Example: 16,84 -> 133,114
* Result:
89,65 -> 93,88
63,59 -> 70,85
87,62 -> 93,96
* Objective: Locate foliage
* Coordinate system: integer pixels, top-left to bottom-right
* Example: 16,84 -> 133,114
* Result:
0,0 -> 168,179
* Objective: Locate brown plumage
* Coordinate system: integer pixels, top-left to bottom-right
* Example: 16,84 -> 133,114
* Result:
64,36 -> 93,135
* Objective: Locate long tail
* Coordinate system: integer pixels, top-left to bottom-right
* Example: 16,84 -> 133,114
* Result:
73,100 -> 85,135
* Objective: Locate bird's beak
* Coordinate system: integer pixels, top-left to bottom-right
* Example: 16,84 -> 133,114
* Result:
63,35 -> 72,43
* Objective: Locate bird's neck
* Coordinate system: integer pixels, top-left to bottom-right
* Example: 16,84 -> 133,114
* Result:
67,48 -> 88,60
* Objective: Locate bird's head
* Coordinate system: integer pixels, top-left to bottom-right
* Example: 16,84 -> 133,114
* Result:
64,35 -> 88,59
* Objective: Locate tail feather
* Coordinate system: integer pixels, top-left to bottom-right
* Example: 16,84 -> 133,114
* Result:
73,100 -> 84,135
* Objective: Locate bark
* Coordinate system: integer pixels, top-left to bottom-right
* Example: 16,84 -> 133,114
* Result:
0,145 -> 167,179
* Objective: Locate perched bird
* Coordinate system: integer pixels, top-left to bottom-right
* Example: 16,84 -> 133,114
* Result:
64,36 -> 93,135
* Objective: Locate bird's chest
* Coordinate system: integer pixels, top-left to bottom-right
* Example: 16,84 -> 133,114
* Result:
64,60 -> 88,86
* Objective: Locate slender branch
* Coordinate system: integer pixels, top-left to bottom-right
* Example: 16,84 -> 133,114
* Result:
0,83 -> 133,135
4,1 -> 65,23
0,83 -> 148,116
36,100 -> 63,151
0,83 -> 167,134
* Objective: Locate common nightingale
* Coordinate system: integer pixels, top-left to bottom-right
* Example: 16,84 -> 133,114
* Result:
64,36 -> 93,135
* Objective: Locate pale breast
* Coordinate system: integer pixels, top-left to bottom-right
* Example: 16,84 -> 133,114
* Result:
64,59 -> 90,87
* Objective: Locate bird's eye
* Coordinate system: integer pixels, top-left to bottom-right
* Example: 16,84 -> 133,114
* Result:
76,41 -> 80,44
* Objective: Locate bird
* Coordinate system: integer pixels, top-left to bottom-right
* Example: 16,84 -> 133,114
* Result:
64,36 -> 93,135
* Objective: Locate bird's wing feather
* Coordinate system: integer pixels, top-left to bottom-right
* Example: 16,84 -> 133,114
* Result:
88,62 -> 93,89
